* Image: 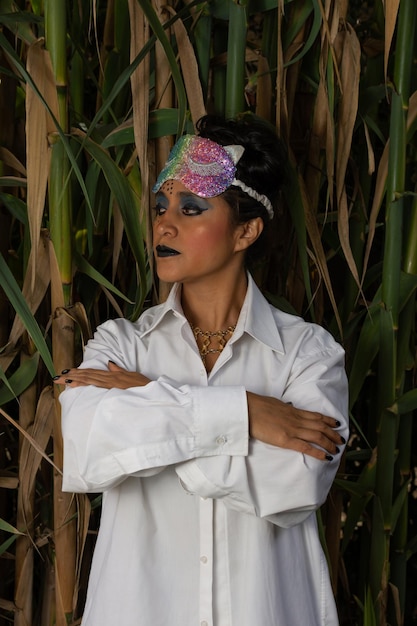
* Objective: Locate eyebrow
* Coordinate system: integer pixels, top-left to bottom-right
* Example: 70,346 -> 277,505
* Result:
156,190 -> 212,206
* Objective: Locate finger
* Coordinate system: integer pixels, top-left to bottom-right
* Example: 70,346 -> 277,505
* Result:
295,410 -> 345,444
108,360 -> 124,371
294,439 -> 336,462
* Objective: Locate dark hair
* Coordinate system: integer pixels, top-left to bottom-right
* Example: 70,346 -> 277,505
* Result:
195,114 -> 288,263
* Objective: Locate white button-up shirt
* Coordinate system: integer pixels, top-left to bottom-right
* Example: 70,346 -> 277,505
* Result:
61,275 -> 348,626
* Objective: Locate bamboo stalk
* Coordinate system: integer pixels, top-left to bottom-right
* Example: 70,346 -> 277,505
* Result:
225,0 -> 247,118
45,2 -> 77,623
371,1 -> 417,621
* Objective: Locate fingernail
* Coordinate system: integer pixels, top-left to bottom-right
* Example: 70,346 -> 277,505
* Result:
65,379 -> 73,384
61,369 -> 70,374
340,436 -> 346,444
108,360 -> 116,365
335,447 -> 340,454
52,375 -> 60,381
326,455 -> 333,462
334,420 -> 341,427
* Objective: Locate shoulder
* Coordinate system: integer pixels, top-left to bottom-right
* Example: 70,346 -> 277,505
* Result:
268,302 -> 344,358
91,302 -> 167,341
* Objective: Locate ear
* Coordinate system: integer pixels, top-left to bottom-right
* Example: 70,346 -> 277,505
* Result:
234,218 -> 264,252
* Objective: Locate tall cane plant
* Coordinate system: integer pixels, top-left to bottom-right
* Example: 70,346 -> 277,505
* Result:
0,1 -> 416,625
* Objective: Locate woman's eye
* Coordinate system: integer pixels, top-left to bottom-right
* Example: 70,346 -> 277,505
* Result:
153,204 -> 167,217
182,204 -> 205,216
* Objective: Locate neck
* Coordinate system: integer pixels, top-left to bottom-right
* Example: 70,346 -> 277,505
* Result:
181,270 -> 248,330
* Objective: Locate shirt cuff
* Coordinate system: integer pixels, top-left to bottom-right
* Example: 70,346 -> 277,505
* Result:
191,385 -> 249,457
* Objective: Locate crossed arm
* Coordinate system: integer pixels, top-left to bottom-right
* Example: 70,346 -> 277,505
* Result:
53,361 -> 345,462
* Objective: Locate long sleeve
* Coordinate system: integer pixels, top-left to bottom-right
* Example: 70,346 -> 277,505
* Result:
61,319 -> 249,493
175,342 -> 348,528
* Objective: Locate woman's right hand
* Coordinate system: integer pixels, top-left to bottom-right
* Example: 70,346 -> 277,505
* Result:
246,392 -> 345,461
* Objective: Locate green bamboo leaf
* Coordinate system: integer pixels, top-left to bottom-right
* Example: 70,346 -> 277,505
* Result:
136,0 -> 187,136
0,353 -> 39,406
333,478 -> 373,500
0,29 -> 93,215
0,253 -> 54,376
0,192 -> 28,224
0,3 -> 39,44
102,110 -> 195,150
395,388 -> 417,414
0,518 -> 25,557
349,272 -> 417,408
340,450 -> 377,555
285,162 -> 313,311
283,0 -> 322,68
391,479 -> 410,535
74,251 -> 134,305
0,176 -> 27,188
73,135 -> 147,317
0,518 -> 25,535
0,533 -> 18,557
363,587 -> 377,626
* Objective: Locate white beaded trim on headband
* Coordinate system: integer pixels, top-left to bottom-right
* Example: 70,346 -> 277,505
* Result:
231,178 -> 274,220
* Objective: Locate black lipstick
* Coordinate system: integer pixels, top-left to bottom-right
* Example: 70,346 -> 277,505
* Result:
156,245 -> 180,257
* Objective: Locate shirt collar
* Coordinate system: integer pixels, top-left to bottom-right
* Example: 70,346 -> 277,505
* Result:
139,274 -> 285,354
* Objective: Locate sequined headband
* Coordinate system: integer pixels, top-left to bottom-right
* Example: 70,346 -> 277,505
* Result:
152,135 -> 274,219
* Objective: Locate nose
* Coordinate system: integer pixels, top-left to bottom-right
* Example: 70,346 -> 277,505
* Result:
153,210 -> 178,237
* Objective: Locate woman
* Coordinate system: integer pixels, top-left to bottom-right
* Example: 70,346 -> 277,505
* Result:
54,115 -> 348,626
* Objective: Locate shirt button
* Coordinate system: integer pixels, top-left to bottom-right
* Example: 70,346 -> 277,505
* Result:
200,555 -> 208,564
216,435 -> 227,445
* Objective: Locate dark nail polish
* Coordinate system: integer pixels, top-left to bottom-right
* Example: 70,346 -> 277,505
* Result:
340,436 -> 346,444
335,447 -> 340,454
52,375 -> 60,380
61,369 -> 70,374
326,455 -> 333,462
334,420 -> 341,427
109,360 -> 115,365
65,379 -> 73,384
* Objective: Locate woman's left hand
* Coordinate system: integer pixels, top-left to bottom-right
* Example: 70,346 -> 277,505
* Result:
53,361 -> 151,389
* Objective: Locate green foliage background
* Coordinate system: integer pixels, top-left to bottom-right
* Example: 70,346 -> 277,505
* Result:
0,1 -> 416,624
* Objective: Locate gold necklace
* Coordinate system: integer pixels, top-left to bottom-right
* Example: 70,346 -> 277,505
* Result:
191,324 -> 236,366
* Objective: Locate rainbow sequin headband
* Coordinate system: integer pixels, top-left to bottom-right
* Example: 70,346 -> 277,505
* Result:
152,135 -> 274,219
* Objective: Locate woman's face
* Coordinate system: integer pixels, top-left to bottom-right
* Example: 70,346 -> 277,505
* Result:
152,180 -> 246,286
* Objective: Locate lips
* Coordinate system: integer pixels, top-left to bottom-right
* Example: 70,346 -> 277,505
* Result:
156,244 -> 180,257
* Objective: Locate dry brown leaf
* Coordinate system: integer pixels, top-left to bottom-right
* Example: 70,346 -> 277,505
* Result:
363,121 -> 376,175
0,147 -> 27,176
73,494 -> 92,609
19,386 -> 55,508
0,472 -> 19,489
128,0 -> 151,262
383,0 -> 400,84
0,405 -> 60,474
15,385 -> 55,625
335,25 -> 361,202
26,39 -> 59,287
297,167 -> 343,335
305,76 -> 331,214
53,303 -> 92,359
169,9 -> 206,125
334,25 -> 363,294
